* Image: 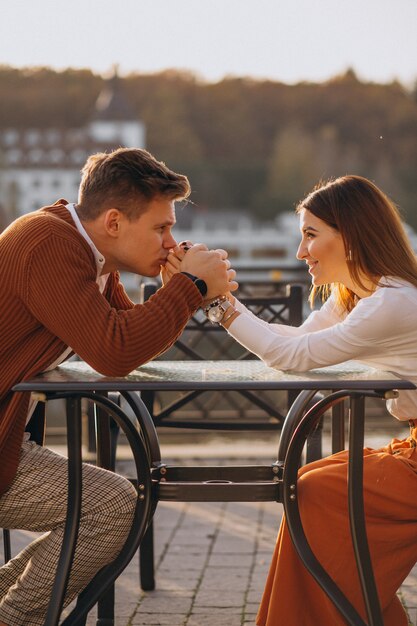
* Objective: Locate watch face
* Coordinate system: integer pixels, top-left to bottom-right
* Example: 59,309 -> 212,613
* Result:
208,305 -> 225,323
207,300 -> 231,323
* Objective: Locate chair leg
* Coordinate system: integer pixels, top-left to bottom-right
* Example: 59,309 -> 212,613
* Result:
73,591 -> 88,626
3,529 -> 11,563
139,523 -> 155,591
96,583 -> 115,625
94,399 -> 116,624
137,389 -> 157,591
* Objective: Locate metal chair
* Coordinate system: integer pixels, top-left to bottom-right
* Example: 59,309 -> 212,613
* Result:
1,392 -> 153,626
126,381 -> 383,625
140,281 -> 304,431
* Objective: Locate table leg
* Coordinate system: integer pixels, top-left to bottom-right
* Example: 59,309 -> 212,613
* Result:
60,391 -> 153,626
44,396 -> 83,626
139,523 -> 155,591
139,390 -> 156,591
348,396 -> 383,626
95,396 -> 115,626
283,390 -> 369,626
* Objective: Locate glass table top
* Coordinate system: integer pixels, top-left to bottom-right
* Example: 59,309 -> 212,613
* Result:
13,360 -> 416,392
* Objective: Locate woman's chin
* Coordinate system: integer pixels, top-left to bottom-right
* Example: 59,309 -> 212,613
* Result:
311,276 -> 324,286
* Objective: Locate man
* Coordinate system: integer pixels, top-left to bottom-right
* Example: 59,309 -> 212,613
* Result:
0,147 -> 236,625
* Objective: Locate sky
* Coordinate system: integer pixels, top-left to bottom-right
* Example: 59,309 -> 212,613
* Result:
0,0 -> 416,86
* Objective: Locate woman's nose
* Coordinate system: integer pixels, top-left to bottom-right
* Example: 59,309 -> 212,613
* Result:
296,241 -> 306,260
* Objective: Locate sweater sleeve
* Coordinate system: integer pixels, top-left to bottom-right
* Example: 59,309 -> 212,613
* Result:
227,288 -> 412,371
24,236 -> 202,376
104,272 -> 136,310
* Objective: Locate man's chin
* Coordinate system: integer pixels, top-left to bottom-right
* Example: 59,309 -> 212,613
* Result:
131,266 -> 160,278
149,266 -> 163,278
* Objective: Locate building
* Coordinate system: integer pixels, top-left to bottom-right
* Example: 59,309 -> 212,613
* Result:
0,71 -> 145,222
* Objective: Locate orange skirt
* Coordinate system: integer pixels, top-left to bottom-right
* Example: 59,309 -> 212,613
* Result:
257,426 -> 417,626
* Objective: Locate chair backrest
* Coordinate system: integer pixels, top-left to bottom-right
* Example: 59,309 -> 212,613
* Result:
141,282 -> 303,362
140,282 -> 304,430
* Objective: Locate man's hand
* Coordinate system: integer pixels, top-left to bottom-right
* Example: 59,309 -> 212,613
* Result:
163,242 -> 238,298
180,244 -> 238,299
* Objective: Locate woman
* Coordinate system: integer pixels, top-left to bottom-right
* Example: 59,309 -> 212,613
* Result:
167,175 -> 417,625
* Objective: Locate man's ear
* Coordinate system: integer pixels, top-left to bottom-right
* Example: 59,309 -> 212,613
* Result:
103,208 -> 122,237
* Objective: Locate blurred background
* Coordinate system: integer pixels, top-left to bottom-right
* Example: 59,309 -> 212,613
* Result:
1,0 -> 417,267
1,0 -> 415,445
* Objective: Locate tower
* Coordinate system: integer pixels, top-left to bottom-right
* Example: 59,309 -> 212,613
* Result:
89,67 -> 145,148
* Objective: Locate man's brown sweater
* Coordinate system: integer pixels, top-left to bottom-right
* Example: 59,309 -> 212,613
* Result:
0,201 -> 202,496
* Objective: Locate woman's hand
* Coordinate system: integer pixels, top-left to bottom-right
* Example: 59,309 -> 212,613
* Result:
162,242 -> 238,299
160,241 -> 195,286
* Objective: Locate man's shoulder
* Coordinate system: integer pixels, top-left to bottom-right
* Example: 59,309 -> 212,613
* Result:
28,200 -> 75,233
4,201 -> 82,247
1,201 -> 95,276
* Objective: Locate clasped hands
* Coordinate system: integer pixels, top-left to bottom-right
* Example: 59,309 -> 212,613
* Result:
161,240 -> 238,304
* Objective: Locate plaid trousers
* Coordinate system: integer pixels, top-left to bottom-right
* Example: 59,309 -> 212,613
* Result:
0,440 -> 137,626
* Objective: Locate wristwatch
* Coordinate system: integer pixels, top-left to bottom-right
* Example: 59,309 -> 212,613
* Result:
204,297 -> 233,324
180,272 -> 208,297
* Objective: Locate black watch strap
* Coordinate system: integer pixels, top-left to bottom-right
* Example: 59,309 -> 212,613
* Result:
180,272 -> 208,297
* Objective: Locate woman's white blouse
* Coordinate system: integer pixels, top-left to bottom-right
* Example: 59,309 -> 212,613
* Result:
228,278 -> 417,420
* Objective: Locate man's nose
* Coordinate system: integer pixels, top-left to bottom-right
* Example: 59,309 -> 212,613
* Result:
164,232 -> 177,249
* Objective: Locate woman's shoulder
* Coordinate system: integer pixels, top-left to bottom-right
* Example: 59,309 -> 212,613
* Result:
335,279 -> 416,340
351,278 -> 417,326
376,277 -> 417,303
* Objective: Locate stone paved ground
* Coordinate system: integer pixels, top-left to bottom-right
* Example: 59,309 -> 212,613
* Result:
2,429 -> 417,625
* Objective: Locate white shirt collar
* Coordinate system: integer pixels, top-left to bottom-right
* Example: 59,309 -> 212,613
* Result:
65,203 -> 107,278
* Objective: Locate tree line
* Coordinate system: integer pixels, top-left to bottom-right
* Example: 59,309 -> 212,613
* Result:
1,65 -> 417,227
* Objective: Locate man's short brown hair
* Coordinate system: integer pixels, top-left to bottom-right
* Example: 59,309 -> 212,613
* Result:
77,147 -> 191,220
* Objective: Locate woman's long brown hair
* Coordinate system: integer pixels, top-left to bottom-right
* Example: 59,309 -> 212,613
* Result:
296,175 -> 417,312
